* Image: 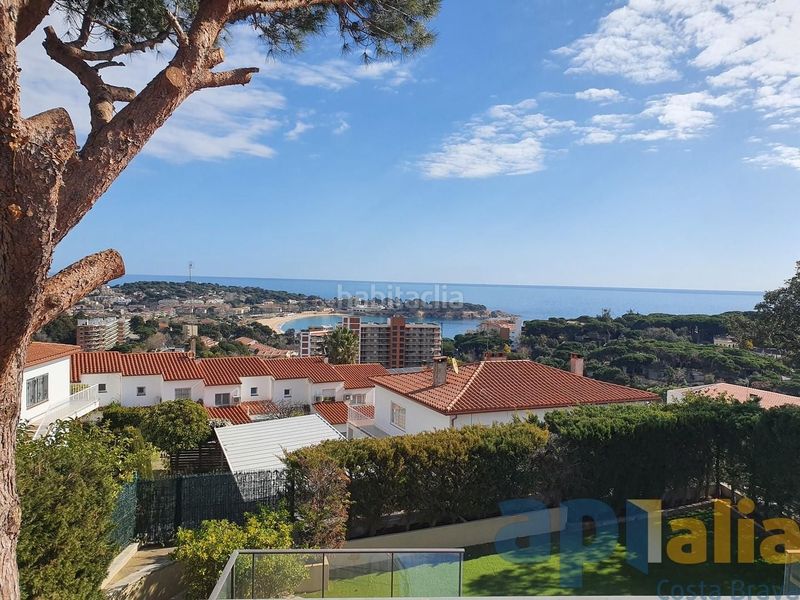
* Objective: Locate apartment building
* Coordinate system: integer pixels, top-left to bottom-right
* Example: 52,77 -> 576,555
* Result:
300,315 -> 441,368
76,317 -> 131,352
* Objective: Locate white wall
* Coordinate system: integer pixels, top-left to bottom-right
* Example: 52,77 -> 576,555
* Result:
162,379 -> 204,402
21,357 -> 72,421
120,375 -> 164,407
202,384 -> 241,407
342,387 -> 375,404
239,376 -> 274,403
274,378 -> 311,407
311,382 -> 344,403
373,387 -> 450,435
452,408 -> 549,427
80,372 -> 122,406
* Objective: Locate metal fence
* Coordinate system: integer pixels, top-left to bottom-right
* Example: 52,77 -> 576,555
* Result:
110,469 -> 289,545
110,478 -> 138,549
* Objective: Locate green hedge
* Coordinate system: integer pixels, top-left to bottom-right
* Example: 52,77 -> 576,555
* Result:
286,422 -> 549,535
288,396 -> 800,538
17,422 -> 148,599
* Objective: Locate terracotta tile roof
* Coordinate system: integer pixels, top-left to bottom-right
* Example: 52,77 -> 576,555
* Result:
332,363 -> 389,389
313,401 -> 374,426
71,351 -> 345,386
260,357 -> 343,384
678,383 -> 800,410
198,357 -> 272,386
371,360 -> 658,415
205,400 -> 279,426
26,342 -> 81,369
71,351 -> 124,381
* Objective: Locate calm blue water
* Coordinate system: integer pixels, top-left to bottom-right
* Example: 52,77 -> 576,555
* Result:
116,274 -> 763,337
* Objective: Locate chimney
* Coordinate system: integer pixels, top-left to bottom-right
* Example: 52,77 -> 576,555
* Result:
433,356 -> 448,387
569,353 -> 584,377
483,351 -> 507,362
188,337 -> 196,358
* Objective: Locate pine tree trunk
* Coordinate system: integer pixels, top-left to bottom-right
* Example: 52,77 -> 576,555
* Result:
0,342 -> 26,600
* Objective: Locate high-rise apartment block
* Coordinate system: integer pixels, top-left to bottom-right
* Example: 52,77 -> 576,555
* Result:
76,317 -> 131,352
300,315 -> 441,369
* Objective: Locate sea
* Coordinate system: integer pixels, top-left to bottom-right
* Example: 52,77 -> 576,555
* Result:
116,274 -> 764,339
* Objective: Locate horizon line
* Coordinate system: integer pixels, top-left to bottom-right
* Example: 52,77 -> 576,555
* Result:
116,273 -> 764,297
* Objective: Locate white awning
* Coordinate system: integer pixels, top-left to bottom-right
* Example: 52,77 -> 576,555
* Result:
214,413 -> 343,473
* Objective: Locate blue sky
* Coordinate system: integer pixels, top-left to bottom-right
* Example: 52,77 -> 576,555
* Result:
18,0 -> 800,291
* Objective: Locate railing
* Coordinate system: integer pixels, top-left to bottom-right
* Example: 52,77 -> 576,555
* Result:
208,548 -> 464,599
347,404 -> 374,428
33,384 -> 99,439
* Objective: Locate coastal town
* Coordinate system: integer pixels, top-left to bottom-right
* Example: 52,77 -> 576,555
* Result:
3,0 -> 800,599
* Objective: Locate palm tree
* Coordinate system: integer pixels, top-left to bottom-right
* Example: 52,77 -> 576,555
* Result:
322,327 -> 360,365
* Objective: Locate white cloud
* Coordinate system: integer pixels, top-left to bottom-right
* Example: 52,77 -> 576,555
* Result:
261,58 -> 414,91
626,91 -> 736,140
285,121 -> 313,140
745,143 -> 800,170
557,0 -> 800,132
420,99 -> 575,178
575,88 -> 624,103
333,119 -> 351,135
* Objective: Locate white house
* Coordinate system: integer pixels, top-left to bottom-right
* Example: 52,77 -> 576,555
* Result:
22,342 -> 100,437
348,357 -> 659,439
70,352 -> 389,430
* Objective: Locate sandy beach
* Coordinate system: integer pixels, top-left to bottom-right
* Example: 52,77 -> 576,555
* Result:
253,310 -> 348,333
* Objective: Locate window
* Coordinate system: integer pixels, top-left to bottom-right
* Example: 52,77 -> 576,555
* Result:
215,393 -> 231,406
390,402 -> 406,431
26,374 -> 48,408
136,386 -> 146,396
174,387 -> 191,400
283,389 -> 291,397
351,393 -> 367,405
98,383 -> 107,393
250,387 -> 258,397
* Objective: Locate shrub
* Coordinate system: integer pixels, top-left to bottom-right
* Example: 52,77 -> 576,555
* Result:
101,402 -> 148,431
286,452 -> 349,548
288,422 -> 549,535
173,508 -> 301,600
16,422 -> 134,599
141,398 -> 211,457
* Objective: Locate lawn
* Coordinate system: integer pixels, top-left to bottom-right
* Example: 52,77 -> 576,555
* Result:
317,506 -> 785,597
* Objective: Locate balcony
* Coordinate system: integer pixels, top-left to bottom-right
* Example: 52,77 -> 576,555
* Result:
347,404 -> 389,438
31,384 -> 100,439
209,548 -> 464,599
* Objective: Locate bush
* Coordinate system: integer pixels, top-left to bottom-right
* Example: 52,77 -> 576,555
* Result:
287,452 -> 349,548
287,422 -> 549,535
141,399 -> 211,457
16,422 -> 135,599
173,508 -> 301,600
101,402 -> 148,431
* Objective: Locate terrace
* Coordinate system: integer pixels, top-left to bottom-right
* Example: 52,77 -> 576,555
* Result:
209,548 -> 464,599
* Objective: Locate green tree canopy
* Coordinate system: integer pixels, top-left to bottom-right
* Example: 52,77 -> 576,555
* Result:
141,399 -> 211,456
321,326 -> 360,364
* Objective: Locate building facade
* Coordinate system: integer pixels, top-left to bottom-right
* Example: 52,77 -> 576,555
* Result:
76,316 -> 130,351
347,357 -> 658,439
300,315 -> 441,369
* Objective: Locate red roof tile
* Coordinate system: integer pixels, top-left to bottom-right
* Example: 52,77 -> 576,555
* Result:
198,357 -> 272,386
71,351 -> 346,386
313,401 -> 374,426
371,360 -> 658,415
26,342 -> 81,369
677,383 -> 800,410
332,363 -> 389,389
261,357 -> 343,384
205,400 -> 279,425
